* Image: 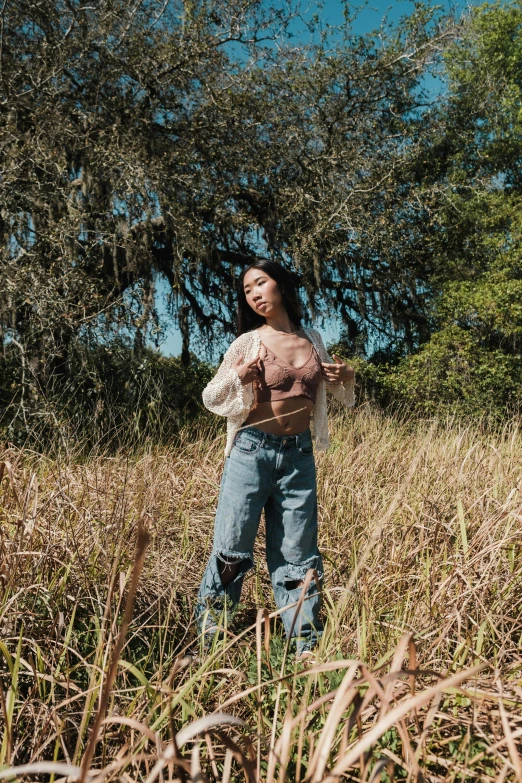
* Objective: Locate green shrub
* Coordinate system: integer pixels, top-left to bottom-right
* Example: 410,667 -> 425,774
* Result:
0,339 -> 214,451
383,325 -> 522,415
328,324 -> 522,418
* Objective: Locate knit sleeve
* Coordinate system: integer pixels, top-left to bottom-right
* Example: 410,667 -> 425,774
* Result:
202,336 -> 254,417
311,329 -> 355,408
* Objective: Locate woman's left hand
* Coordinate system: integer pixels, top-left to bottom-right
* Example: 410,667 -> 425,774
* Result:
321,354 -> 355,384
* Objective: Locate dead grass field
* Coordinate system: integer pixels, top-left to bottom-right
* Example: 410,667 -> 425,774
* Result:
0,406 -> 521,782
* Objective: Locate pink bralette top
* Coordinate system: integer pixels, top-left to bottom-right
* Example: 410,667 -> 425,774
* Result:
254,340 -> 322,404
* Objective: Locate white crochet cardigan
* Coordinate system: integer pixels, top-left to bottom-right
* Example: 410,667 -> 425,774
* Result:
202,327 -> 355,457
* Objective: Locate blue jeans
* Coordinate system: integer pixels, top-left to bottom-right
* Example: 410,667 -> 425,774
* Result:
196,425 -> 323,654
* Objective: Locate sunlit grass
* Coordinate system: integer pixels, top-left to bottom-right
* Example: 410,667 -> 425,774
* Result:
0,407 -> 521,781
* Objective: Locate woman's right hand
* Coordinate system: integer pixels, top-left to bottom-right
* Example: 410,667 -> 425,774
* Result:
233,355 -> 261,385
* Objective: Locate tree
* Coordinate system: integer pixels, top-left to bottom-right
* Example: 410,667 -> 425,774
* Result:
376,1 -> 522,414
8,0 -> 519,434
0,0 -> 304,434
0,0 -> 457,356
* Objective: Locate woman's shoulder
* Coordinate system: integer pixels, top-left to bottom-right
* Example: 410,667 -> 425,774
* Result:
302,326 -> 323,344
302,327 -> 328,358
236,329 -> 260,344
225,330 -> 259,353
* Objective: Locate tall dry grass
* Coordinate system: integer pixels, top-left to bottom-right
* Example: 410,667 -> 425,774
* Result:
0,406 -> 521,782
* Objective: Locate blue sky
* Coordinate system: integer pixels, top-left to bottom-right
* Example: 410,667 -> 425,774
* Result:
157,0 -> 475,358
311,0 -> 435,30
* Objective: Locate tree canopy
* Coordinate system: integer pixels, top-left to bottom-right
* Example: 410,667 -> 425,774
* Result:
1,0 -> 521,442
373,0 -> 522,414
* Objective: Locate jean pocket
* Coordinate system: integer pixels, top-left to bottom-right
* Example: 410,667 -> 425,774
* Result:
234,434 -> 262,454
299,442 -> 314,455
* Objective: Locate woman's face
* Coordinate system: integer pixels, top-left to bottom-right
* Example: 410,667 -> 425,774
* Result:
243,268 -> 283,317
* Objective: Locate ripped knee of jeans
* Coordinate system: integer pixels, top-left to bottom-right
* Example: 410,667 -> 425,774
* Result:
216,551 -> 253,587
285,579 -> 304,591
284,556 -> 323,593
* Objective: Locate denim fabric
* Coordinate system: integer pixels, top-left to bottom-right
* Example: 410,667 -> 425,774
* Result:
196,425 -> 323,654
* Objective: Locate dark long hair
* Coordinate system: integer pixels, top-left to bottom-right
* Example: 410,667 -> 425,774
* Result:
236,259 -> 304,337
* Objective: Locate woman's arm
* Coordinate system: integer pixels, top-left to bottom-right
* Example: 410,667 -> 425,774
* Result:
310,328 -> 355,407
202,338 -> 254,417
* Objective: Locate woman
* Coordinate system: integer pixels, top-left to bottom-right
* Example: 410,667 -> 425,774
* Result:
197,259 -> 355,657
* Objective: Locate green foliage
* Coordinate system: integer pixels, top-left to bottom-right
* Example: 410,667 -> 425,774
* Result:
372,2 -> 522,416
443,0 -> 522,184
2,0 -> 522,428
0,340 -> 214,450
383,326 -> 522,415
331,319 -> 522,418
0,0 -> 459,378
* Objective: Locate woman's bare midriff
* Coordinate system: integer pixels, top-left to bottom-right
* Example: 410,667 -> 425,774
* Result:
242,397 -> 314,435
